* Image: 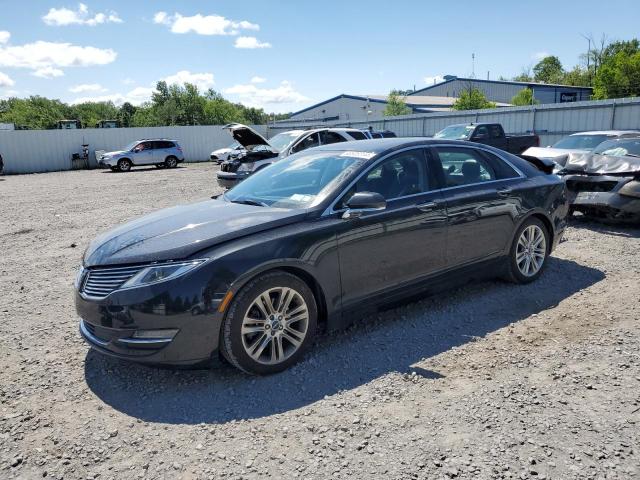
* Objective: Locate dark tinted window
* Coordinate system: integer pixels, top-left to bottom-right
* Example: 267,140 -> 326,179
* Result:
489,125 -> 503,138
153,141 -> 175,149
346,131 -> 367,140
381,131 -> 397,138
319,131 -> 347,145
291,133 -> 320,153
347,150 -> 429,202
432,147 -> 518,188
370,132 -> 383,138
473,125 -> 489,138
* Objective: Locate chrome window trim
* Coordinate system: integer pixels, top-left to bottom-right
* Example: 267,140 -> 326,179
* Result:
322,143 -> 526,216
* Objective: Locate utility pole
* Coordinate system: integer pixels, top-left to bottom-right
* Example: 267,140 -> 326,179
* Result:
581,33 -> 592,85
471,53 -> 475,78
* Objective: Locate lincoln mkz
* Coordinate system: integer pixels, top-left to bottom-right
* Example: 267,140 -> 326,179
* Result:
76,138 -> 568,374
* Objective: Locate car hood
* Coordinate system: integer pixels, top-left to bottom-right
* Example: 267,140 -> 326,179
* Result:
521,147 -> 590,165
103,150 -> 128,157
562,152 -> 640,175
83,199 -> 307,267
222,123 -> 276,152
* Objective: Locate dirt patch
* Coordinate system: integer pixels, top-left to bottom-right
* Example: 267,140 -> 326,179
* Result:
0,164 -> 638,479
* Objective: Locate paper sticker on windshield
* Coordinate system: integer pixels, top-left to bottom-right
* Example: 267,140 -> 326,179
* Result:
340,151 -> 376,160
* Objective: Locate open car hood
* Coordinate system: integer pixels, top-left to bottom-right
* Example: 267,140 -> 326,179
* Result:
222,123 -> 276,152
562,152 -> 640,175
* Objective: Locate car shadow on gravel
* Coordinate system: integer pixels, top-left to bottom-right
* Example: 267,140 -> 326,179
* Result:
569,216 -> 640,238
84,257 -> 604,425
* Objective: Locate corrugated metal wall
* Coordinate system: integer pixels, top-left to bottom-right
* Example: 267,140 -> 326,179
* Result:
268,97 -> 640,148
0,124 -> 267,175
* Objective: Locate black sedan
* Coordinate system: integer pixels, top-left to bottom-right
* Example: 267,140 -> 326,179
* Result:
76,138 -> 568,375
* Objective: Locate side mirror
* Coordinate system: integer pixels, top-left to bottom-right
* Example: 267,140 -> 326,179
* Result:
342,192 -> 386,219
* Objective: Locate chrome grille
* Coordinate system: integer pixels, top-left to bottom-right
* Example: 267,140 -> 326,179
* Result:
81,265 -> 145,298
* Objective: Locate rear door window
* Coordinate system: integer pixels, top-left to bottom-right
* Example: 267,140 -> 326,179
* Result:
319,131 -> 347,145
432,147 -> 518,188
346,131 -> 367,140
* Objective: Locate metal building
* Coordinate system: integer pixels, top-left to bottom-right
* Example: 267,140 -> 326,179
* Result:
286,93 -> 508,124
411,76 -> 593,104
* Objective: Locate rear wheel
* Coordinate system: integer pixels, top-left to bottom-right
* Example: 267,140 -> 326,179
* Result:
117,159 -> 132,172
505,217 -> 549,283
221,271 -> 317,375
164,156 -> 178,168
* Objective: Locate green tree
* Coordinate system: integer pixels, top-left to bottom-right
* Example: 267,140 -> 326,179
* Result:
383,91 -> 411,116
510,88 -> 539,106
71,101 -> 119,128
533,56 -> 564,84
452,88 -> 497,110
118,102 -> 137,127
593,50 -> 640,99
0,96 -> 72,129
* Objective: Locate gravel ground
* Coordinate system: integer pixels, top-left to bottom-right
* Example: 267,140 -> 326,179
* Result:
1,163 -> 639,480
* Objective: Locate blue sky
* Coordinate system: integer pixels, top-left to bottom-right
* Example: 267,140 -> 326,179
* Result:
0,0 -> 638,113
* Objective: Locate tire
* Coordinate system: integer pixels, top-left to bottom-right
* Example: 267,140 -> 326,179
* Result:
155,164 -> 165,169
164,156 -> 178,168
110,167 -> 118,172
117,159 -> 132,172
504,217 -> 550,284
221,270 -> 318,375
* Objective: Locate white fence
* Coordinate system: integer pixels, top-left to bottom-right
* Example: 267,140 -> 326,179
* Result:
267,97 -> 640,148
1,97 -> 640,175
0,124 -> 267,175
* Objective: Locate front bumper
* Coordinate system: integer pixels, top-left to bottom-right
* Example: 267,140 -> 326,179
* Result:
75,285 -> 225,366
217,171 -> 250,189
566,175 -> 640,222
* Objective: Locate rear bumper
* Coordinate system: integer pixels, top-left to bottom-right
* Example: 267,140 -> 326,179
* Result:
217,171 -> 250,189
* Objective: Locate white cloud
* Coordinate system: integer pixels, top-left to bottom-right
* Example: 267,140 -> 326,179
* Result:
43,3 -> 123,27
250,76 -> 266,84
0,71 -> 14,87
234,36 -> 271,49
0,40 -> 117,77
154,11 -> 259,36
532,51 -> 550,61
69,83 -> 106,93
163,70 -> 215,90
0,31 -> 10,44
122,77 -> 135,85
0,89 -> 20,99
423,75 -> 444,85
33,67 -> 65,78
224,80 -> 308,109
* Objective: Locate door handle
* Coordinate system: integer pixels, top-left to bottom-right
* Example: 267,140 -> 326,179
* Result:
416,201 -> 441,212
496,187 -> 513,197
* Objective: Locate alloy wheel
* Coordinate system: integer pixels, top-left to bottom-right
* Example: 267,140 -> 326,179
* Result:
516,224 -> 546,277
240,287 -> 309,365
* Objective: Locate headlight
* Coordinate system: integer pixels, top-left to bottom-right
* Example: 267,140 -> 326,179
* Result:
74,266 -> 86,289
121,260 -> 205,289
237,162 -> 255,173
619,180 -> 640,199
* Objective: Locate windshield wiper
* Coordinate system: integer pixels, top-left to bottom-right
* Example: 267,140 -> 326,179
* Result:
228,197 -> 269,207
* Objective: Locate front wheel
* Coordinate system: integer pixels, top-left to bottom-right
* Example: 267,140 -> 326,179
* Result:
505,217 -> 550,284
117,159 -> 132,172
221,271 -> 317,375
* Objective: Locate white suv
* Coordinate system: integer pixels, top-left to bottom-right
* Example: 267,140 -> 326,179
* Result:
216,124 -> 368,188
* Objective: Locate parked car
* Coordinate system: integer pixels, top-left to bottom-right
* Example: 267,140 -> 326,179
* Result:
76,138 -> 567,374
98,139 -> 184,172
555,137 -> 640,222
364,130 -> 397,139
522,130 -> 640,167
210,141 -> 246,164
216,124 -> 367,188
434,123 -> 539,154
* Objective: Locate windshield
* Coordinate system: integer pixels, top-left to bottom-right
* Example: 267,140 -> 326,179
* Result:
224,151 -> 367,209
267,132 -> 302,152
123,141 -> 139,151
592,138 -> 640,157
228,141 -> 241,149
552,134 -> 613,150
433,125 -> 474,140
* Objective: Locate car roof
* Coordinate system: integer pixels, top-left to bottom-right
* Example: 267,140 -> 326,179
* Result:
136,138 -> 178,142
569,130 -> 640,136
312,137 -> 486,155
